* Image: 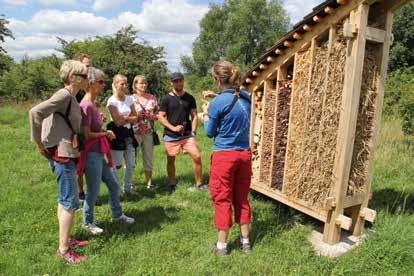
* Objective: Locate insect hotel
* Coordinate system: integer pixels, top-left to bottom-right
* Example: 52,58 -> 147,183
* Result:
242,0 -> 411,247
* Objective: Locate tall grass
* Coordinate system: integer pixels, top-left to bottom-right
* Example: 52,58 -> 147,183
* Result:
0,105 -> 413,275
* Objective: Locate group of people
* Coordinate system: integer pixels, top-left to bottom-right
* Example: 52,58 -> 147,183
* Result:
29,56 -> 253,264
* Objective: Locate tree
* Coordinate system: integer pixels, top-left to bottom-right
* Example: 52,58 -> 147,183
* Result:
57,25 -> 170,99
0,15 -> 14,54
181,0 -> 289,92
389,3 -> 414,71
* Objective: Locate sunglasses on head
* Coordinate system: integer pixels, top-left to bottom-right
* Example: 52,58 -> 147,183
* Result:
74,73 -> 87,79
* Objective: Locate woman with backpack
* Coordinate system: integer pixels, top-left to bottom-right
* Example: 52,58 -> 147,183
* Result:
201,60 -> 252,256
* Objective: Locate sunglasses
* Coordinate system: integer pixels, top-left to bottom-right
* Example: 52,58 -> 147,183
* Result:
74,73 -> 88,79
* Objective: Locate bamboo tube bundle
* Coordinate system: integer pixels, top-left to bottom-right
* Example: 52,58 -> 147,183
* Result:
259,87 -> 278,183
347,45 -> 379,196
284,49 -> 313,198
271,80 -> 292,190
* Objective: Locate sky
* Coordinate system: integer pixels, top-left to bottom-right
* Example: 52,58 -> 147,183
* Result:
1,0 -> 323,71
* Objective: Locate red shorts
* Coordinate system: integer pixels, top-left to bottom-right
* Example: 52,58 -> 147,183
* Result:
209,150 -> 252,230
164,137 -> 200,158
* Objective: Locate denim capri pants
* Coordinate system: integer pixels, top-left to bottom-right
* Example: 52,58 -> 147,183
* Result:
49,159 -> 80,211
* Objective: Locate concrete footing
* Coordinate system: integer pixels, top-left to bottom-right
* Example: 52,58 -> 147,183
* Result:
308,230 -> 366,258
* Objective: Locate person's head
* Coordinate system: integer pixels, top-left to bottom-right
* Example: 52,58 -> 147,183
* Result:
170,72 -> 184,92
86,67 -> 105,96
73,53 -> 92,68
133,75 -> 148,93
59,60 -> 88,90
112,74 -> 128,96
210,60 -> 242,89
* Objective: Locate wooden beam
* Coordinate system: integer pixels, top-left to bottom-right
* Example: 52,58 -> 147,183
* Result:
293,32 -> 303,40
323,3 -> 369,245
252,71 -> 259,77
267,56 -> 275,63
251,182 -> 328,222
303,24 -> 312,32
259,64 -> 268,70
246,0 -> 368,91
325,6 -> 335,14
313,15 -> 322,23
352,11 -> 394,237
365,26 -> 386,43
284,40 -> 294,48
245,78 -> 253,84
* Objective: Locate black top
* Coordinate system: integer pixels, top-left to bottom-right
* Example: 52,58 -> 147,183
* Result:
76,90 -> 86,103
159,92 -> 197,138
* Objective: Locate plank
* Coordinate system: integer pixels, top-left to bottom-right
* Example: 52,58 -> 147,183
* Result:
323,3 -> 370,245
365,27 -> 386,43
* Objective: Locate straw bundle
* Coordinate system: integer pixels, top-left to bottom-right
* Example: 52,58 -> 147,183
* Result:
347,45 -> 379,196
284,49 -> 313,196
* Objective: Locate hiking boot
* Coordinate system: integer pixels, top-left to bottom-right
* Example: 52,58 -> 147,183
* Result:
212,244 -> 228,256
236,237 -> 252,253
167,185 -> 176,196
112,213 -> 135,224
56,248 -> 86,265
68,236 -> 88,248
82,223 -> 104,235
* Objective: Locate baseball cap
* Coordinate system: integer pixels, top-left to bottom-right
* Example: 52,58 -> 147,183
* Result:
170,72 -> 184,81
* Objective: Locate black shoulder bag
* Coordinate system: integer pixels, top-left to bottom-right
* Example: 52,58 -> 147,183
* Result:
55,98 -> 85,151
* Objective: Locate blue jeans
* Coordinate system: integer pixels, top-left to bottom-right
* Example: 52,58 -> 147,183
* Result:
111,137 -> 135,192
48,159 -> 80,211
83,152 -> 122,224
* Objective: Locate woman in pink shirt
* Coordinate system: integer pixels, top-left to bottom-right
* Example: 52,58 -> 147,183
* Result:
132,75 -> 158,189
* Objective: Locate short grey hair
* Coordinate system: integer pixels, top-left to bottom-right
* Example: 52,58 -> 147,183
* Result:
59,60 -> 88,83
87,67 -> 105,84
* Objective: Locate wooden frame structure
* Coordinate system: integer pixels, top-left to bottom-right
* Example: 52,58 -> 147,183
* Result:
243,0 -> 412,245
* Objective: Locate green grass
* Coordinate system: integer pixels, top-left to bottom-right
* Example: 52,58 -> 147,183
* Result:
0,104 -> 413,275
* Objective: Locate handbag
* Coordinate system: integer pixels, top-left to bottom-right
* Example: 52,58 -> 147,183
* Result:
152,131 -> 160,146
55,98 -> 85,151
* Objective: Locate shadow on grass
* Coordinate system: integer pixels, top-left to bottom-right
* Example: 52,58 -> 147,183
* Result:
248,191 -> 318,246
370,188 -> 414,214
95,206 -> 179,240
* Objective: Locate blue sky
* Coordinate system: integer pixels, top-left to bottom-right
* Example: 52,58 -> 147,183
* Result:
2,0 -> 323,71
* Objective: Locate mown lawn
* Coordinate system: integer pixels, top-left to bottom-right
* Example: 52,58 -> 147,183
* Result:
0,104 -> 413,275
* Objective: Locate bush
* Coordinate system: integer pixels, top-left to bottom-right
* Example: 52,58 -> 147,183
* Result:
384,66 -> 414,135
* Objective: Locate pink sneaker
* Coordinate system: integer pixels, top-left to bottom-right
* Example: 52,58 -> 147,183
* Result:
56,249 -> 86,265
69,236 -> 89,248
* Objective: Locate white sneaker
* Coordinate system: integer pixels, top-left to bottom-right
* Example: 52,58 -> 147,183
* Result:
113,213 -> 135,224
82,223 -> 104,235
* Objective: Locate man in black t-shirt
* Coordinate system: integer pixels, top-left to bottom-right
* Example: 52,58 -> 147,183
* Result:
158,72 -> 207,194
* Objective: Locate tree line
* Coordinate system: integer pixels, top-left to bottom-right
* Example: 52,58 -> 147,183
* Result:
0,1 -> 413,134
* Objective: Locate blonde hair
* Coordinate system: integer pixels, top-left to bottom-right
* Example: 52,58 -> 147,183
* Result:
59,60 -> 88,84
211,60 -> 242,88
112,74 -> 127,94
132,75 -> 147,92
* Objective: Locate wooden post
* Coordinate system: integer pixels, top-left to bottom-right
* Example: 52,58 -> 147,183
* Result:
323,3 -> 369,245
352,11 -> 394,236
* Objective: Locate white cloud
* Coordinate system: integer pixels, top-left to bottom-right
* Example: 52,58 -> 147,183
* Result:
3,0 -> 28,6
92,0 -> 125,12
3,0 -> 209,70
283,0 -> 324,24
37,0 -> 79,6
